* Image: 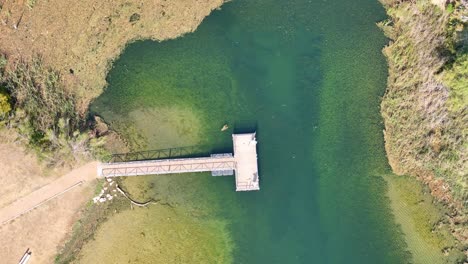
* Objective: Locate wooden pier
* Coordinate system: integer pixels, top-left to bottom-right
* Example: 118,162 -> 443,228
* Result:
98,133 -> 260,191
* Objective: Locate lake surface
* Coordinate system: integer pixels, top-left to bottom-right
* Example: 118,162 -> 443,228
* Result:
89,0 -> 412,263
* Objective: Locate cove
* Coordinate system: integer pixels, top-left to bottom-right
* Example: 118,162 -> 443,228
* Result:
87,0 -> 411,263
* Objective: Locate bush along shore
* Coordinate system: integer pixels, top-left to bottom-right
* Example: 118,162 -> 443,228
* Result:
379,0 -> 467,258
0,54 -> 109,167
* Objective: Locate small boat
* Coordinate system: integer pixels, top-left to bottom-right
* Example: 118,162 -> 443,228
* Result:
221,124 -> 229,131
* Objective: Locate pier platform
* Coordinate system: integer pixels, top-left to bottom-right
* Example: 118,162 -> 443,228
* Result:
232,133 -> 260,191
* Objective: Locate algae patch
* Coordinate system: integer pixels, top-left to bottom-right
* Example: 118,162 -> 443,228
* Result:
385,175 -> 465,264
128,107 -> 202,149
77,204 -> 233,264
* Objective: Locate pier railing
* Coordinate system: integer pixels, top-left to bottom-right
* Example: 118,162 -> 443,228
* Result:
100,159 -> 236,178
103,145 -> 213,163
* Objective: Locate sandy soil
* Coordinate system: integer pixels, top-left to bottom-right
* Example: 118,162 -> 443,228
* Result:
0,130 -> 98,263
0,0 -> 226,112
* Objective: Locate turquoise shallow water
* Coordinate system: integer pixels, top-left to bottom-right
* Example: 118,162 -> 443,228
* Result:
90,0 -> 412,263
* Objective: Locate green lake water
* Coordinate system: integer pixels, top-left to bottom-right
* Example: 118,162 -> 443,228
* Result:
88,0 -> 413,263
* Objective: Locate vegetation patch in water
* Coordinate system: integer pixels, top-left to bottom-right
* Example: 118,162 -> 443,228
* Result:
385,175 -> 465,264
76,204 -> 233,264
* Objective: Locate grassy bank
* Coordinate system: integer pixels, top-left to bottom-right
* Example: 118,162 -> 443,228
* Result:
379,0 -> 467,253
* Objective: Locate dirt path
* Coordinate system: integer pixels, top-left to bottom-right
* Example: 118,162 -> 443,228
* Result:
0,162 -> 98,225
0,133 -> 98,263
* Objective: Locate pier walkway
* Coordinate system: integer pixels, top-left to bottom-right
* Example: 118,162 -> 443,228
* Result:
98,133 -> 260,191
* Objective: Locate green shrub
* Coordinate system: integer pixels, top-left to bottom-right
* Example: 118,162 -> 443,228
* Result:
0,90 -> 11,118
129,13 -> 140,23
443,53 -> 468,111
446,3 -> 454,14
0,54 -> 6,69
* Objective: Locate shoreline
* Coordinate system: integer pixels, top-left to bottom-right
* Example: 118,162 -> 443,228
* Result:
379,0 -> 467,257
0,0 -> 227,113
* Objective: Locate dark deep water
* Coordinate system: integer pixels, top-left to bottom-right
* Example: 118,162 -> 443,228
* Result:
90,0 -> 412,263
